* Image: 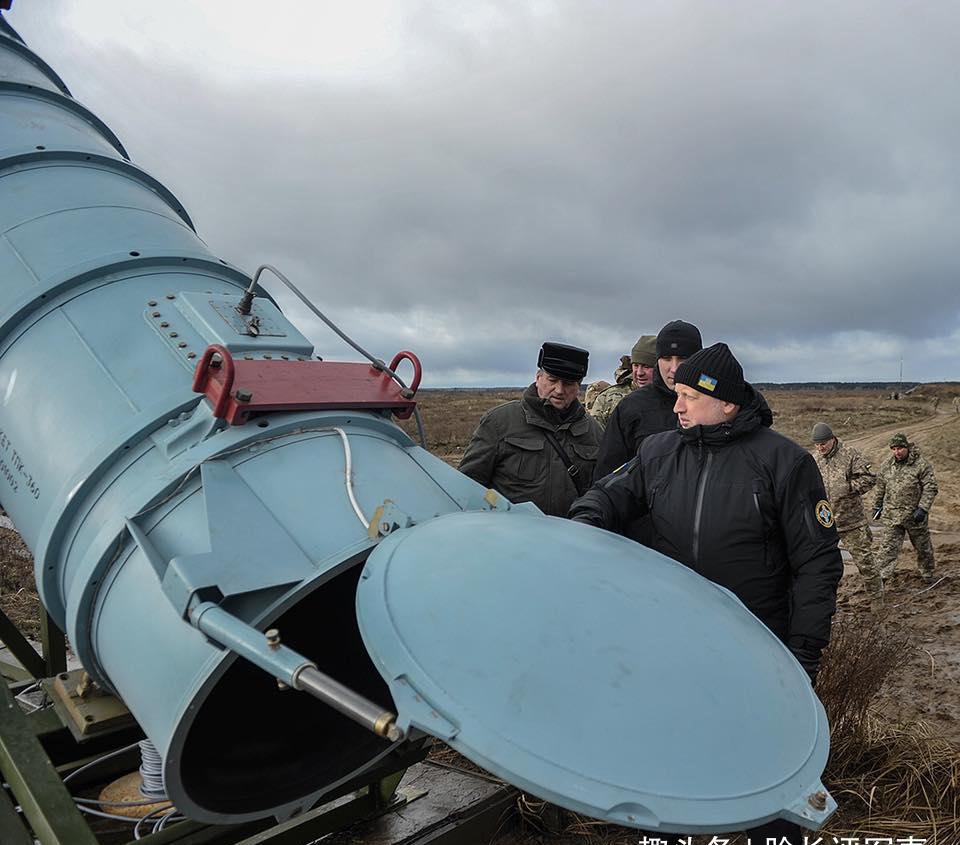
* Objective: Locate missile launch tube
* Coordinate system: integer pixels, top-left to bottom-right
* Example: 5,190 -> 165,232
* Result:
0,14 -> 477,823
0,10 -> 839,836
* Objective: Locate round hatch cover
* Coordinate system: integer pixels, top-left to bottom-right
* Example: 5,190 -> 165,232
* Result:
357,510 -> 834,833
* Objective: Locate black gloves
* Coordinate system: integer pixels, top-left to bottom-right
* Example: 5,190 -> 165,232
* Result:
913,507 -> 928,524
788,637 -> 823,686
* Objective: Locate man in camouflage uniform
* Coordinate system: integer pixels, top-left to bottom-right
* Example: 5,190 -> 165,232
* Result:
812,422 -> 880,600
589,335 -> 656,428
459,342 -> 602,518
584,379 -> 610,413
873,433 -> 939,585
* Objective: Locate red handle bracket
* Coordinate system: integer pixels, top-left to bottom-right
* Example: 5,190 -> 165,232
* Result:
192,344 -> 235,418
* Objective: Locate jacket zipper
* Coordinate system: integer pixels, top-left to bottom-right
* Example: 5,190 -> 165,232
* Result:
692,450 -> 713,563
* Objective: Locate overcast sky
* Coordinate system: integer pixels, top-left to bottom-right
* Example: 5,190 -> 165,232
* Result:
8,2 -> 960,386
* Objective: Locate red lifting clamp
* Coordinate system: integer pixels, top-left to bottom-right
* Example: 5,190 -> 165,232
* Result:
192,345 -> 420,425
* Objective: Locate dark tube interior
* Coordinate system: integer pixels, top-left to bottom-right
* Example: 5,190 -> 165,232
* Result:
179,562 -> 394,815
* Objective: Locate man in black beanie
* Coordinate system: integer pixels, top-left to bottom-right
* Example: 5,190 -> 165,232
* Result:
460,342 -> 602,517
570,342 -> 842,845
594,319 -> 702,478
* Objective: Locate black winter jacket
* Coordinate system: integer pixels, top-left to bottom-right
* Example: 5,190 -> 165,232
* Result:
570,385 -> 843,677
594,367 -> 677,477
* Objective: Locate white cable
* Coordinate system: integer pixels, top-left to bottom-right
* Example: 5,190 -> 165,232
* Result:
74,803 -> 140,823
332,426 -> 369,529
137,739 -> 166,799
63,741 -> 141,784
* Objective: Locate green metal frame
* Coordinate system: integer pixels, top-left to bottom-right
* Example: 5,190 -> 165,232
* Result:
0,604 -> 67,682
1,601 -> 513,845
0,680 -> 100,845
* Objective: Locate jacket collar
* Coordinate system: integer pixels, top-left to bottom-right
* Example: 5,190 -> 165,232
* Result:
677,382 -> 771,447
520,383 -> 587,431
823,438 -> 841,460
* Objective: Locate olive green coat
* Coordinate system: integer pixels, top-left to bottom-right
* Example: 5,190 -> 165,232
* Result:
459,384 -> 602,517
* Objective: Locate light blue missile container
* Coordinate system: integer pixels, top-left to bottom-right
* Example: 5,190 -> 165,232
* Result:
0,11 -> 837,834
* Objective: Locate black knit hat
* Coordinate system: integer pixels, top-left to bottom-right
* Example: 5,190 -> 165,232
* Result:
674,342 -> 745,405
656,320 -> 703,358
538,342 -> 589,381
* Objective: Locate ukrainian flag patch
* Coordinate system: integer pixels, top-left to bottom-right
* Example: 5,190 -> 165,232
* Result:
697,373 -> 718,392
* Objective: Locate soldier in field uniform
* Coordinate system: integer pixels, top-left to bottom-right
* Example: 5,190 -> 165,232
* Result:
589,335 -> 657,428
584,379 -> 611,413
811,422 -> 880,602
873,433 -> 939,585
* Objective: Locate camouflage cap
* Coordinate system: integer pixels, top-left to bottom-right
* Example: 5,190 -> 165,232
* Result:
614,355 -> 632,384
889,432 -> 909,448
630,335 -> 657,366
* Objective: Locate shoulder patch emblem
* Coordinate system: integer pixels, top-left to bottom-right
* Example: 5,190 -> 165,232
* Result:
815,499 -> 834,528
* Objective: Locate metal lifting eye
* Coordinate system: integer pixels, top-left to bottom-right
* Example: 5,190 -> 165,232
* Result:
247,315 -> 261,337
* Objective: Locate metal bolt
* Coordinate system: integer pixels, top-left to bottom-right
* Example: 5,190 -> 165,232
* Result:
151,311 -> 161,318
244,355 -> 253,360
264,354 -> 272,359
187,352 -> 196,359
235,388 -> 253,402
169,331 -> 178,338
160,321 -> 169,328
380,522 -> 391,534
177,342 -> 187,348
147,300 -> 158,307
165,294 -> 176,300
281,355 -> 289,360
265,628 -> 281,649
808,790 -> 827,811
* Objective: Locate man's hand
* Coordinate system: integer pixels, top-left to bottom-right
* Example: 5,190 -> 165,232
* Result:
913,507 -> 928,524
873,505 -> 883,520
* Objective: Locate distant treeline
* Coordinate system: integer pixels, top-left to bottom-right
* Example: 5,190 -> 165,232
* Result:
420,382 -> 958,393
753,382 -> 929,391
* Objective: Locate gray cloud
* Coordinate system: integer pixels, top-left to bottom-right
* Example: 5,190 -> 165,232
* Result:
10,1 -> 960,384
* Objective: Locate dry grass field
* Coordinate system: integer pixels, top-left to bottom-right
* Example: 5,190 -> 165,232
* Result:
3,384 -> 960,842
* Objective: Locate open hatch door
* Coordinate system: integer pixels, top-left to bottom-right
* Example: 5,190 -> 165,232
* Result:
356,510 -> 836,834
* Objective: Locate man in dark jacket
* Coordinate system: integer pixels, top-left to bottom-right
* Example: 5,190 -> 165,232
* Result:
570,343 -> 842,845
594,319 -> 702,477
459,342 -> 602,517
